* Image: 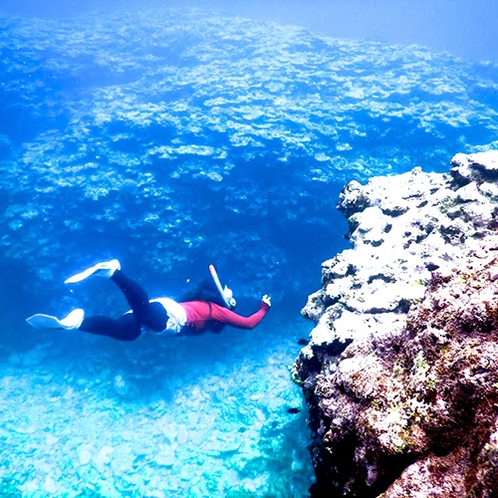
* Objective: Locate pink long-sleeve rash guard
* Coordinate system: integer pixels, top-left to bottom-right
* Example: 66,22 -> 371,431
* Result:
180,300 -> 270,332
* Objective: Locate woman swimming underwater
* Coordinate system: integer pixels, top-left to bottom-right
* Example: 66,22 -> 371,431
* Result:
27,260 -> 271,341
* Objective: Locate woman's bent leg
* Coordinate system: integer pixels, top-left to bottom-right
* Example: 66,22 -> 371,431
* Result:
110,270 -> 167,332
80,314 -> 142,341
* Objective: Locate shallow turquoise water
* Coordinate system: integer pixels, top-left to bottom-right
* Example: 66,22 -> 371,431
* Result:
0,310 -> 313,496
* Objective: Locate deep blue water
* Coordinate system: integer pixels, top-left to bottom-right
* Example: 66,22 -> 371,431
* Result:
0,3 -> 497,496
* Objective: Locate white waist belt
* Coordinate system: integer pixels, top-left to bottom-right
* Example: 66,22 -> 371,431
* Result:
150,298 -> 187,334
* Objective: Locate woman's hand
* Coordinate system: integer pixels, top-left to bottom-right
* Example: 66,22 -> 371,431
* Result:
262,295 -> 272,307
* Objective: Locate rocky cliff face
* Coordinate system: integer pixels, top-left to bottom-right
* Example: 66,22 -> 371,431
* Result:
294,151 -> 498,497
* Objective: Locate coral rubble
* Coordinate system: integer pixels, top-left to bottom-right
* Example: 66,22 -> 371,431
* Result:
295,151 -> 498,496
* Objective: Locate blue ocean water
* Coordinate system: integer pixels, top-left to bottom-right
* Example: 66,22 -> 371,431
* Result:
0,2 -> 497,496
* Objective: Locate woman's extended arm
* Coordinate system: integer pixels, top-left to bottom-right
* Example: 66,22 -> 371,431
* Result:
209,300 -> 270,329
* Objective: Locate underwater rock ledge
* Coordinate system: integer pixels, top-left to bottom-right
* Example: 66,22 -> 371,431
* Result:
294,150 -> 498,497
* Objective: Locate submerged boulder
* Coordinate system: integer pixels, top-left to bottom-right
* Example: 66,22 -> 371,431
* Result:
295,151 -> 498,496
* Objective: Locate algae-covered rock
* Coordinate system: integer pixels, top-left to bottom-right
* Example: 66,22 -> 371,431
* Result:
301,152 -> 498,351
296,151 -> 498,496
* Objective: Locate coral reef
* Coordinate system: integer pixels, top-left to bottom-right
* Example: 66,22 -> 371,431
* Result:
1,9 -> 498,310
295,151 -> 498,496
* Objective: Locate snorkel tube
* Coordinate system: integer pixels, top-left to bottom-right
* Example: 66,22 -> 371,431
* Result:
209,264 -> 236,308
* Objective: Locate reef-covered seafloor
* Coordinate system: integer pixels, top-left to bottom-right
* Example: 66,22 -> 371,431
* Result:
1,8 -> 498,311
294,150 -> 498,496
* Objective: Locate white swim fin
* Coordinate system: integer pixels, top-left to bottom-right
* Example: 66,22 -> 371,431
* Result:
26,309 -> 84,330
64,259 -> 121,284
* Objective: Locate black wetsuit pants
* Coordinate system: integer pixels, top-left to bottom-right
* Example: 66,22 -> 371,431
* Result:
79,270 -> 167,341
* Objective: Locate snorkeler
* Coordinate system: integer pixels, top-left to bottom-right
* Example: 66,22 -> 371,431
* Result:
26,260 -> 271,341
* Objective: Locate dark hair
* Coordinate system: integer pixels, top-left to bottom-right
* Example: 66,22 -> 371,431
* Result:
178,278 -> 227,307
